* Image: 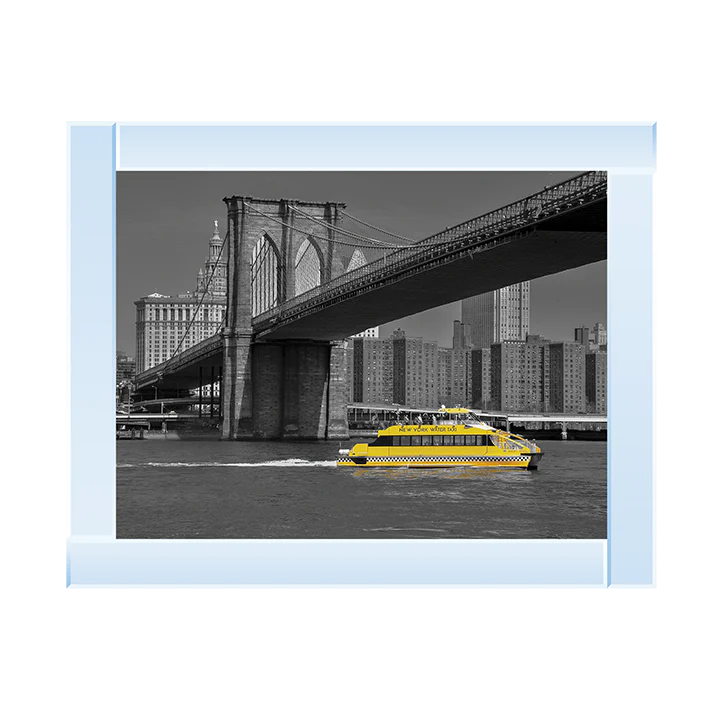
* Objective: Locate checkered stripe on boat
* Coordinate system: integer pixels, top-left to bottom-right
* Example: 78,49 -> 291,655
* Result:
360,456 -> 529,463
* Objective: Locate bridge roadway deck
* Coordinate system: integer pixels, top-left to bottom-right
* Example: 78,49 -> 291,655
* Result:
255,194 -> 606,340
258,227 -> 605,341
135,334 -> 223,393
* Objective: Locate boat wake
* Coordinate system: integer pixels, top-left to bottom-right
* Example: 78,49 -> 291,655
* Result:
117,459 -> 337,468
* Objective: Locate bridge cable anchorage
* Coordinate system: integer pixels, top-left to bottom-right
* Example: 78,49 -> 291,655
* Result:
337,208 -> 418,244
158,228 -> 229,376
289,204 -> 413,249
243,201 -> 403,250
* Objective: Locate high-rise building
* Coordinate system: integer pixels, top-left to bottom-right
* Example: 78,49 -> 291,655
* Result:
470,348 -> 492,409
586,351 -> 607,414
135,222 -> 227,372
352,337 -> 393,404
391,329 -> 438,408
452,320 -> 472,350
548,342 -> 585,413
461,283 -> 530,349
574,326 -> 591,350
352,327 -> 380,338
345,338 -> 355,402
490,339 -> 549,412
116,351 -> 136,385
592,322 -> 607,347
438,348 -> 471,407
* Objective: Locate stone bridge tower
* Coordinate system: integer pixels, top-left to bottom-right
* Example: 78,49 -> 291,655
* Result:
221,196 -> 349,441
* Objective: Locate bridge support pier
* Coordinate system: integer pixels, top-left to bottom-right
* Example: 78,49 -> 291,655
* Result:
326,342 -> 350,440
220,194 -> 349,441
221,332 -> 254,440
221,338 -> 349,440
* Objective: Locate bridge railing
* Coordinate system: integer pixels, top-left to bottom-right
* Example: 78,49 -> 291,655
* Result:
253,171 -> 606,328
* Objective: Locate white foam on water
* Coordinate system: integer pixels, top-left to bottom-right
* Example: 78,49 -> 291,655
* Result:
129,459 -> 338,468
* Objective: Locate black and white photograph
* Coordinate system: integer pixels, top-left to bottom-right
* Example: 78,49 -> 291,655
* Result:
116,170 -> 607,539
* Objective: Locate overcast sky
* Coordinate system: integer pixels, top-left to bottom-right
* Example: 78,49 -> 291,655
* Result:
117,171 -> 606,354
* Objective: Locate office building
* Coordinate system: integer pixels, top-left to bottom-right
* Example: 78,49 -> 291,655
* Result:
452,320 -> 472,350
352,337 -> 393,404
592,322 -> 607,347
116,351 -> 136,385
548,342 -> 585,413
470,348 -> 492,409
461,282 -> 530,349
135,222 -> 227,373
586,350 -> 607,414
352,327 -> 380,338
490,339 -> 549,412
391,329 -> 438,408
438,348 -> 471,407
574,326 -> 591,350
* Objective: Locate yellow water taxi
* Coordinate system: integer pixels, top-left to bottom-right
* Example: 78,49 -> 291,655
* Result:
337,408 -> 543,469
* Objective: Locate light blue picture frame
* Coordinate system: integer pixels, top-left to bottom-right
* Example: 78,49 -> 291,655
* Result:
67,122 -> 655,586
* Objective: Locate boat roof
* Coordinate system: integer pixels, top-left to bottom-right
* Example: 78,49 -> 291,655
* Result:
378,422 -> 496,434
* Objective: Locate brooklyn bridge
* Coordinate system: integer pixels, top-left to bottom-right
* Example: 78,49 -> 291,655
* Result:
133,171 -> 607,440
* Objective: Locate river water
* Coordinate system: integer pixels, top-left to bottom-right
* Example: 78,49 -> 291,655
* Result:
116,439 -> 607,539
116,439 -> 606,539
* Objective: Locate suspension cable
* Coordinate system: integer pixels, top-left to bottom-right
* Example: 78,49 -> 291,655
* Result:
289,204 -> 400,248
159,229 -> 229,375
338,208 -> 417,244
243,201 -> 401,250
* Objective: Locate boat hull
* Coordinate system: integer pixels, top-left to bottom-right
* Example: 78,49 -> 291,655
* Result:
337,453 -> 542,469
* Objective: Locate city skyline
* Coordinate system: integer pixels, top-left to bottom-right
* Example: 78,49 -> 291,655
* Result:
347,326 -> 607,414
371,317 -> 606,348
117,171 -> 606,355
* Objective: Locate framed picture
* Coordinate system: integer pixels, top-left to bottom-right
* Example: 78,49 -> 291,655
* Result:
68,123 -> 654,586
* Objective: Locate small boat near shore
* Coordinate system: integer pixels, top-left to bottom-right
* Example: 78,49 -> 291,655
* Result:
337,408 -> 543,469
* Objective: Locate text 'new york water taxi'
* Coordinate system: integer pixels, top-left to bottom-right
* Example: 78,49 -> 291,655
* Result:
337,408 -> 543,469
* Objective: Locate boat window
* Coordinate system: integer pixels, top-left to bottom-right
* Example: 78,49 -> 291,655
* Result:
410,436 -> 422,446
432,435 -> 443,446
369,436 -> 388,447
421,436 -> 433,445
443,435 -> 455,446
391,436 -> 401,446
454,435 -> 466,446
